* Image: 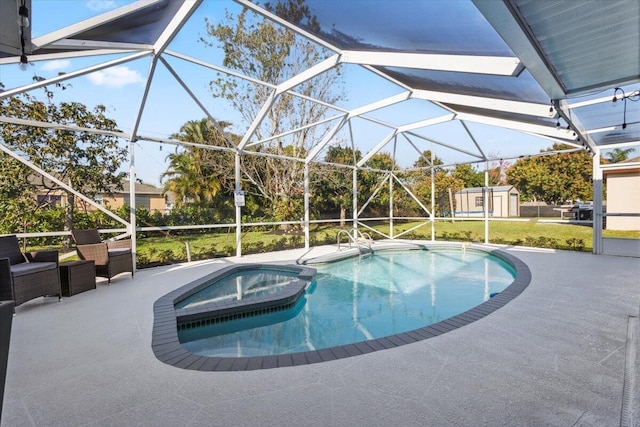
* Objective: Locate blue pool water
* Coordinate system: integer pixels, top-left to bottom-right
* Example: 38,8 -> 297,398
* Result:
178,249 -> 515,357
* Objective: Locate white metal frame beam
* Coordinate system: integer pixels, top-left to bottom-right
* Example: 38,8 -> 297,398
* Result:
0,116 -> 129,139
0,49 -> 139,65
33,40 -> 152,52
397,113 -> 456,133
152,0 -> 202,56
357,130 -> 398,167
0,51 -> 151,100
165,50 -> 349,115
159,57 -> 238,149
460,121 -> 488,160
347,92 -> 412,118
129,58 -> 158,141
412,89 -> 551,118
237,90 -> 277,150
404,132 -> 485,160
247,114 -> 344,148
306,115 -> 349,163
341,50 -> 523,76
456,112 -> 575,141
275,54 -> 341,95
238,55 -> 341,150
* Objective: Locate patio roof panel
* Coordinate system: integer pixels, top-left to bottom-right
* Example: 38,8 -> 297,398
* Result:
510,0 -> 640,95
273,0 -> 515,56
66,0 -> 185,46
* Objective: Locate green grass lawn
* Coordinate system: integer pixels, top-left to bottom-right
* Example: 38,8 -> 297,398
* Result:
129,219 -> 639,267
25,219 -> 638,267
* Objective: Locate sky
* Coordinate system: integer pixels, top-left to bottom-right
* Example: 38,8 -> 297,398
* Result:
0,0 -> 618,188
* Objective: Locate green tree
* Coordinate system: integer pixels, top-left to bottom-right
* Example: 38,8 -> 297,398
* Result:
162,118 -> 226,208
358,152 -> 394,211
202,0 -> 345,222
506,144 -> 593,203
0,92 -> 127,244
310,146 -> 360,225
604,147 -> 635,163
413,173 -> 465,217
452,163 -> 484,188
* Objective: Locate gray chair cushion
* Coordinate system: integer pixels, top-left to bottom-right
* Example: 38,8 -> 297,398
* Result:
108,249 -> 131,256
11,262 -> 57,278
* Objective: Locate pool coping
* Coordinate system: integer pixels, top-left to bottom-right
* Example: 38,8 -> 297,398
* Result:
151,245 -> 532,371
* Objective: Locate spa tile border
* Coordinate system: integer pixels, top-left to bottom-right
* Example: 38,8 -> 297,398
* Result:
152,247 -> 531,371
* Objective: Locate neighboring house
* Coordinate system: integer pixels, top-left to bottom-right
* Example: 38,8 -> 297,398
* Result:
35,179 -> 172,213
454,185 -> 520,218
602,157 -> 640,231
89,180 -> 171,213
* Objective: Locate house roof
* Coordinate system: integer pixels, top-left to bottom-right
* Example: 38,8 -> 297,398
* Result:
601,157 -> 640,176
119,180 -> 164,195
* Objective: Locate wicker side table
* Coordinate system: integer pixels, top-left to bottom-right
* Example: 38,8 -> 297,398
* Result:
60,260 -> 96,297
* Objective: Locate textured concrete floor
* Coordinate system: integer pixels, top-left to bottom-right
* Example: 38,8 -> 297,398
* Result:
1,243 -> 639,426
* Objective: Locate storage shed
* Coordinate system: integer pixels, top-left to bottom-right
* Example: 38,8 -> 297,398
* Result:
454,186 -> 520,218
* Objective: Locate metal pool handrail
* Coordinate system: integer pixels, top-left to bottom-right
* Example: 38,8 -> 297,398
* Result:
337,229 -> 373,254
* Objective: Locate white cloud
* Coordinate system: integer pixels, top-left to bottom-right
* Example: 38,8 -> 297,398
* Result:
40,59 -> 71,72
87,66 -> 145,88
86,0 -> 117,12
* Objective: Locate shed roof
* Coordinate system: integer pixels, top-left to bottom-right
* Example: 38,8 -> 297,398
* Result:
456,185 -> 518,194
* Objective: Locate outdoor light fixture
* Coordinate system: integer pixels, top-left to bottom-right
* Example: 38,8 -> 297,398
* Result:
18,54 -> 28,71
612,87 -> 624,103
18,35 -> 28,71
17,2 -> 29,28
612,87 -> 628,130
17,1 -> 30,71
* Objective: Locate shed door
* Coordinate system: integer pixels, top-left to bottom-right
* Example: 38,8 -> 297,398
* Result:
510,194 -> 518,216
493,195 -> 502,217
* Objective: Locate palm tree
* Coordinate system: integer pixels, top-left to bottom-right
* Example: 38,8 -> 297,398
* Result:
161,118 -> 229,207
604,147 -> 635,163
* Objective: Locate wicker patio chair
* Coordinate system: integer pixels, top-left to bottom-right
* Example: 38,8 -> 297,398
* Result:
0,235 -> 62,307
71,229 -> 133,284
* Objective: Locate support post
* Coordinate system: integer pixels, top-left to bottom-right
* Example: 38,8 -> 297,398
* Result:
235,152 -> 242,258
389,172 -> 394,239
592,149 -> 603,254
304,163 -> 310,250
353,167 -> 358,233
484,162 -> 489,244
448,188 -> 455,222
430,148 -> 435,241
129,140 -> 137,271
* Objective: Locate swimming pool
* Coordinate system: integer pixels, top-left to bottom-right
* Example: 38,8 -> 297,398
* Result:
152,244 -> 531,371
178,248 -> 514,356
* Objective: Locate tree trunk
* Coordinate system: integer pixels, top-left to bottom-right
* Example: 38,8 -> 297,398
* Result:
340,205 -> 346,227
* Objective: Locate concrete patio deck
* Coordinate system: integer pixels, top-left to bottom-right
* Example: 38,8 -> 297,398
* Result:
1,243 -> 639,426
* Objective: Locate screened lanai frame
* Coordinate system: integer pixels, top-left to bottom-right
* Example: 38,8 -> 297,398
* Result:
0,0 -> 638,264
